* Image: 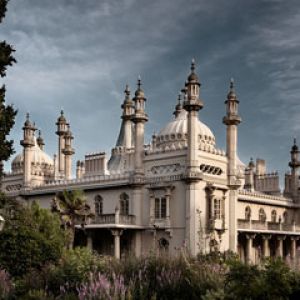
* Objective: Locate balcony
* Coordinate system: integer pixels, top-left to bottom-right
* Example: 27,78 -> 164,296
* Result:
92,214 -> 136,226
237,219 -> 300,233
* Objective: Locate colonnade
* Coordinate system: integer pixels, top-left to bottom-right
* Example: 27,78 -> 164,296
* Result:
239,233 -> 299,264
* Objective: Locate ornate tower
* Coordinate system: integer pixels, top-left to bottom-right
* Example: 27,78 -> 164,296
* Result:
289,138 -> 300,201
56,110 -> 67,175
36,130 -> 45,150
62,125 -> 75,180
131,77 -> 148,176
183,60 -> 204,255
173,93 -> 183,118
20,113 -> 36,188
183,59 -> 203,177
223,79 -> 242,252
122,85 -> 134,149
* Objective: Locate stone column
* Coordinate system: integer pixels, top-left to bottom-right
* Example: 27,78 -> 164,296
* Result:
276,236 -> 286,258
246,234 -> 255,264
165,187 -> 171,227
291,237 -> 297,260
149,192 -> 155,224
111,229 -> 123,259
86,232 -> 93,250
262,235 -> 271,258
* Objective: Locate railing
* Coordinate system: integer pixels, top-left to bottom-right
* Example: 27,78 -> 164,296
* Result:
92,214 -> 136,225
237,219 -> 300,232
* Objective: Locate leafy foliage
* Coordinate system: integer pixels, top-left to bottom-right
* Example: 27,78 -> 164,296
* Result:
0,201 -> 67,277
52,190 -> 94,248
0,0 -> 17,178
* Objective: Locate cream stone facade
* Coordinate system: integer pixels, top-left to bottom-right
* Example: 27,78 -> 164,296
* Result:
3,61 -> 300,263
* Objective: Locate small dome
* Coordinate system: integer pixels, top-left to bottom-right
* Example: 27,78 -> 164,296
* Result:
156,110 -> 216,149
57,110 -> 66,123
11,138 -> 54,172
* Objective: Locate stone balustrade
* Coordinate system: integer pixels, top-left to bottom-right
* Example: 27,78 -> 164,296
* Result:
238,219 -> 300,232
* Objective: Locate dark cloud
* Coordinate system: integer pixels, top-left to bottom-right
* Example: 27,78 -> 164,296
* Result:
1,0 -> 300,184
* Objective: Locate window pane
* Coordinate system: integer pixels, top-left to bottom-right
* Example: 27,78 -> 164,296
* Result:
155,198 -> 160,219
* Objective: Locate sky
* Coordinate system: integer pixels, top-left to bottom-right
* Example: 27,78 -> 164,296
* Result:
1,0 -> 300,184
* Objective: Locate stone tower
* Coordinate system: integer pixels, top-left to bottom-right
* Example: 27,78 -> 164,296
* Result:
223,79 -> 242,251
56,110 -> 67,176
20,113 -> 36,188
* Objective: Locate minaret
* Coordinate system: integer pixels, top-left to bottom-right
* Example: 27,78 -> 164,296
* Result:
289,138 -> 300,201
244,158 -> 255,191
62,125 -> 75,180
132,77 -> 148,175
56,110 -> 67,175
223,79 -> 242,252
121,85 -> 134,149
183,59 -> 203,176
20,113 -> 36,188
37,130 -> 45,150
183,59 -> 203,255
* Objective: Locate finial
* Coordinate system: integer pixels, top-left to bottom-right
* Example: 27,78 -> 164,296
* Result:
60,109 -> 64,116
137,75 -> 141,89
124,84 -> 130,95
26,112 -> 30,121
177,93 -> 181,104
38,130 -> 42,137
230,78 -> 234,90
294,137 -> 297,146
191,58 -> 195,72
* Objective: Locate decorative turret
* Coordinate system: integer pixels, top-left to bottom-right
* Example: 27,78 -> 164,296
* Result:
62,125 -> 75,180
223,79 -> 241,126
20,113 -> 36,188
132,77 -> 148,176
245,158 -> 255,191
183,59 -> 203,112
289,138 -> 300,201
37,130 -> 45,150
173,93 -> 183,118
56,110 -> 67,174
223,79 -> 242,253
121,85 -> 134,149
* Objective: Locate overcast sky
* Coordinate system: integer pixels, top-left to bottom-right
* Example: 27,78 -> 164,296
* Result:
1,0 -> 300,183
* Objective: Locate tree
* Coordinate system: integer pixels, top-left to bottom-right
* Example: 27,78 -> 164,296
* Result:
0,0 -> 17,180
0,201 -> 67,277
52,189 -> 94,249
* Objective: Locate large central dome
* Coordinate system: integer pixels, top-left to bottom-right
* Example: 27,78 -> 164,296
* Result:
155,109 -> 216,151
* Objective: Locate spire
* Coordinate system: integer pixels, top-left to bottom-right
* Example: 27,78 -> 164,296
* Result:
37,130 -> 45,150
223,78 -> 241,126
134,75 -> 145,98
248,157 -> 255,169
173,93 -> 183,118
183,59 -> 203,112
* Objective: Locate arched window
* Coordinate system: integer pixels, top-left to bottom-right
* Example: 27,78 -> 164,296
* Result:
283,211 -> 288,224
94,195 -> 103,216
271,210 -> 277,223
245,206 -> 251,221
259,208 -> 266,222
120,193 -> 129,215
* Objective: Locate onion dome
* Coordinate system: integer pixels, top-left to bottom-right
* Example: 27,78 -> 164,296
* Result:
36,130 -> 45,150
187,59 -> 200,84
57,110 -> 66,124
12,137 -> 54,173
173,94 -> 183,118
134,76 -> 145,98
156,109 -> 215,150
292,138 -> 298,152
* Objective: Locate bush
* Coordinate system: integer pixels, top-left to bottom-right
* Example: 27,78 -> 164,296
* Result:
0,201 -> 67,278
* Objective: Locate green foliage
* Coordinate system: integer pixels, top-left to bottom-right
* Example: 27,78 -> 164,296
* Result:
0,0 -> 17,178
52,190 -> 94,249
46,247 -> 107,296
0,201 -> 67,277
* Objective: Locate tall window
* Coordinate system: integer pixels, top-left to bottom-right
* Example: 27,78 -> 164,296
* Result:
120,193 -> 129,215
155,197 -> 167,219
95,195 -> 103,216
259,208 -> 266,222
214,198 -> 221,220
271,210 -> 277,223
245,206 -> 251,221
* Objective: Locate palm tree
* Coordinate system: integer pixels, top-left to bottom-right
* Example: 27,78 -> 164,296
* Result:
52,189 -> 94,249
